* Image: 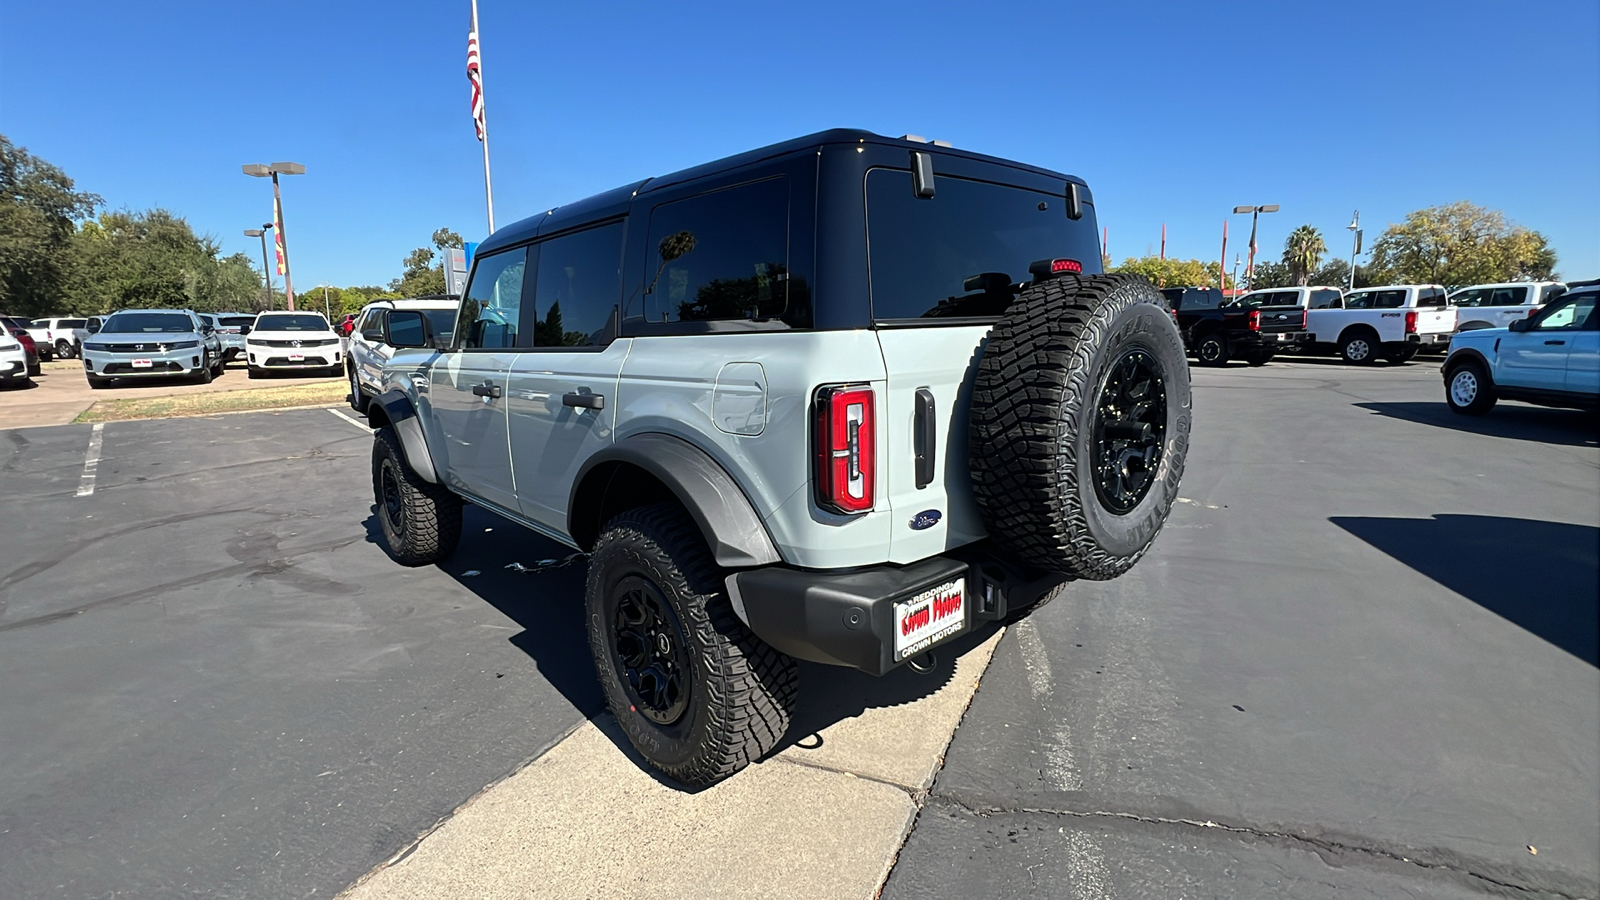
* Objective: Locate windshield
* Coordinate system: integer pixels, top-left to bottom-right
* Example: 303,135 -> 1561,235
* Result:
255,314 -> 329,331
102,312 -> 195,333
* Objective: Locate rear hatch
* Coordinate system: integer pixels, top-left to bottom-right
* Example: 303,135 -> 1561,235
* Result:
864,164 -> 1102,563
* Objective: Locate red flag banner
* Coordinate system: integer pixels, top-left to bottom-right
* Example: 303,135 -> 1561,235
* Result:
273,196 -> 286,275
467,31 -> 485,141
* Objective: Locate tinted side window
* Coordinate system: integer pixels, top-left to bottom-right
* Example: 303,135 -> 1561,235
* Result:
1488,287 -> 1528,306
1540,284 -> 1567,303
1309,289 -> 1342,309
1451,288 -> 1489,307
1360,290 -> 1406,309
867,169 -> 1101,321
643,178 -> 792,325
532,222 -> 624,348
1533,293 -> 1597,330
456,248 -> 528,350
1415,288 -> 1447,308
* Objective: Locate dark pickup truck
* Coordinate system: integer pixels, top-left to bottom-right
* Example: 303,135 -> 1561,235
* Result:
1161,286 -> 1310,366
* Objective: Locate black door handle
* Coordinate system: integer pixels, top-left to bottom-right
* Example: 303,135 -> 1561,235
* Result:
472,382 -> 503,399
563,391 -> 605,410
913,387 -> 936,490
1544,340 -> 1566,345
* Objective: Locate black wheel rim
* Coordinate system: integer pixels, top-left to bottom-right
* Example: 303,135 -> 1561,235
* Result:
1199,338 -> 1222,361
610,575 -> 691,725
1092,348 -> 1168,514
379,461 -> 405,535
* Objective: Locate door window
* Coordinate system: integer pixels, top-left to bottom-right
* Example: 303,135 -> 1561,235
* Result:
532,222 -> 625,347
1532,293 -> 1598,331
1488,287 -> 1528,306
456,248 -> 528,350
1451,288 -> 1490,308
1347,290 -> 1406,309
642,178 -> 793,325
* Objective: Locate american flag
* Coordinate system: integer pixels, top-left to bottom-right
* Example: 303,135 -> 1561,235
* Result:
467,30 -> 485,141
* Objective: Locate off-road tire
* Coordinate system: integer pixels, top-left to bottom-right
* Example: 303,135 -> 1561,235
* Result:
371,425 -> 462,566
1194,331 -> 1230,366
1445,359 -> 1496,416
1340,330 -> 1379,365
348,367 -> 371,414
586,502 -> 797,787
970,273 -> 1192,579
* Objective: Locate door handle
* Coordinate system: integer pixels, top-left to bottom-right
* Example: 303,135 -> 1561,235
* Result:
563,391 -> 605,410
472,381 -> 503,399
1544,340 -> 1566,345
913,388 -> 936,489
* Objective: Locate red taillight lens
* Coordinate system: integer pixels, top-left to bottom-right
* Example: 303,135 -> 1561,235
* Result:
1300,310 -> 1308,329
1248,309 -> 1261,331
1405,311 -> 1417,333
814,384 -> 875,515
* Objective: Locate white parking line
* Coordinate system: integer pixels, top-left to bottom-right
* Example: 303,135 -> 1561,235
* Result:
327,408 -> 372,435
75,423 -> 104,497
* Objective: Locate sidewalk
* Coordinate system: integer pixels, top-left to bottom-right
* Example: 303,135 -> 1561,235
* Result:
339,629 -> 1004,900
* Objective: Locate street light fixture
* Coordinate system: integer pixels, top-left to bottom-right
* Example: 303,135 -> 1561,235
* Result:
243,225 -> 275,309
242,161 -> 305,310
1233,204 -> 1279,289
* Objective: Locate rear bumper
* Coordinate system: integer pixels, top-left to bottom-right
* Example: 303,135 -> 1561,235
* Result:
726,547 -> 1062,676
1254,331 -> 1311,345
1406,332 -> 1453,346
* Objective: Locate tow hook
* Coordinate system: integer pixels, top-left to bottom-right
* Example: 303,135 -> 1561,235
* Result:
907,651 -> 937,675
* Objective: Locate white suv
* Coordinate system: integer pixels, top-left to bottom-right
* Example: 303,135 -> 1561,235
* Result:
245,311 -> 344,378
346,297 -> 459,414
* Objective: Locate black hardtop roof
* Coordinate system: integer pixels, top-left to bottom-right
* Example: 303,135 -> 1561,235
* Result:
477,129 -> 1085,256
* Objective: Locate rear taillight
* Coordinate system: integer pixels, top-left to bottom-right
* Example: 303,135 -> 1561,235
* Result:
1248,309 -> 1261,331
1300,310 -> 1308,329
1405,311 -> 1417,334
814,384 -> 875,515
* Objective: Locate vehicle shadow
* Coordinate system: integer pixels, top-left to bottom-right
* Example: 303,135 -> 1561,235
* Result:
1353,401 -> 1599,448
1331,514 -> 1599,666
362,503 -> 973,790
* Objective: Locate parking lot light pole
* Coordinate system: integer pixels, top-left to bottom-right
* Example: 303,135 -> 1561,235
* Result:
243,226 -> 275,310
242,162 -> 306,310
1346,211 -> 1361,291
1233,204 -> 1279,289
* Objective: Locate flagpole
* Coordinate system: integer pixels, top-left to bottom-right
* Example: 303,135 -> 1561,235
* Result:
471,0 -> 496,233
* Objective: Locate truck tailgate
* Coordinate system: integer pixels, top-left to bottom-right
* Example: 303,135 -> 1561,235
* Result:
1255,305 -> 1306,333
1413,307 -> 1456,334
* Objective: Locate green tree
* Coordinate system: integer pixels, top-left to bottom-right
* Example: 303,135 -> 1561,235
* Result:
68,209 -> 230,313
388,227 -> 465,297
1243,259 -> 1292,290
0,135 -> 101,316
432,228 -> 464,251
1367,202 -> 1558,287
1110,256 -> 1227,289
1283,225 -> 1327,286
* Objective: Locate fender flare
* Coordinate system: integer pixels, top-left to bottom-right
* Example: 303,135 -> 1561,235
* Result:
569,433 -> 781,569
1443,347 -> 1493,382
370,389 -> 440,484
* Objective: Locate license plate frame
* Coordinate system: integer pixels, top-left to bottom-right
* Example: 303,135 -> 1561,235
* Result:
893,577 -> 967,662
131,358 -> 152,368
288,353 -> 305,362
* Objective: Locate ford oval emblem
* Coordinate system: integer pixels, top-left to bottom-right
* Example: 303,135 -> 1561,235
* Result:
909,509 -> 942,530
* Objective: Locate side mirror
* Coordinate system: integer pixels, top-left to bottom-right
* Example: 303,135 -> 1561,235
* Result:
201,324 -> 215,334
385,311 -> 434,349
1508,318 -> 1531,333
360,327 -> 386,343
239,325 -> 252,335
87,322 -> 101,334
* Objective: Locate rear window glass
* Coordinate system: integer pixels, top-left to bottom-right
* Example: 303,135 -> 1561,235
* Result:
1176,289 -> 1224,310
255,314 -> 329,331
102,312 -> 194,333
219,316 -> 255,328
866,169 -> 1100,322
1416,288 -> 1447,307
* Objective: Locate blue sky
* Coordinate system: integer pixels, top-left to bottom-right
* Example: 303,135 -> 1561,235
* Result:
2,0 -> 1596,291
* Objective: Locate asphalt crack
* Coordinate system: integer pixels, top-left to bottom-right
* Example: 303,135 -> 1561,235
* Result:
931,791 -> 1590,899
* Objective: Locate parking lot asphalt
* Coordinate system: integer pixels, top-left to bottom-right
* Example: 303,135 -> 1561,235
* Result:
885,359 -> 1600,899
0,358 -> 343,428
0,408 -> 603,899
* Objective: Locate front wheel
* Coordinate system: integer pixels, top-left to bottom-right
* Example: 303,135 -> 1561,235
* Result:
371,426 -> 462,565
87,374 -> 111,389
587,503 -> 797,787
194,357 -> 214,384
1445,361 -> 1497,415
349,367 -> 371,414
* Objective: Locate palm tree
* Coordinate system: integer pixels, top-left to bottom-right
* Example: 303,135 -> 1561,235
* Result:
1283,225 -> 1327,286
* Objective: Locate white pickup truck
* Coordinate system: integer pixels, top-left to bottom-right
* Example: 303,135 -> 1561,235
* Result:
1448,281 -> 1566,332
1236,284 -> 1456,364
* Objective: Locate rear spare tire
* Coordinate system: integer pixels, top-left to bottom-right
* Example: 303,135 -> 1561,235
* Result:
970,273 -> 1192,580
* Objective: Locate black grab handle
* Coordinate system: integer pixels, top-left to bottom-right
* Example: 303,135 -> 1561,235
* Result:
914,387 -> 936,489
563,391 -> 605,410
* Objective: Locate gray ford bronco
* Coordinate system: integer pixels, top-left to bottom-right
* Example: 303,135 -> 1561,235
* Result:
364,129 -> 1191,786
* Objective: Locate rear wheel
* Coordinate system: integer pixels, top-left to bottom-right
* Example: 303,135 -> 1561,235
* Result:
1194,332 -> 1230,367
587,502 -> 797,787
970,274 -> 1191,580
1340,331 -> 1378,365
1445,360 -> 1497,415
55,339 -> 75,359
371,425 -> 462,565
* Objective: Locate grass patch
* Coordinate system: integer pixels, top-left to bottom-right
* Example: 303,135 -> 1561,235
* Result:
74,380 -> 348,423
